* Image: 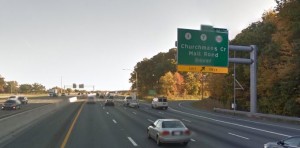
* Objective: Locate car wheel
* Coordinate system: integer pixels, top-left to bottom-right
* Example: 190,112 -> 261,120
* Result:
147,130 -> 151,139
156,135 -> 161,146
182,142 -> 188,146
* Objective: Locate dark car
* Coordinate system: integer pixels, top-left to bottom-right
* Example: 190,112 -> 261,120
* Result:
18,96 -> 28,104
104,99 -> 114,106
2,100 -> 21,110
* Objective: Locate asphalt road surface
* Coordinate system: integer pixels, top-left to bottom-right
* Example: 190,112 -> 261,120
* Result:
1,99 -> 300,148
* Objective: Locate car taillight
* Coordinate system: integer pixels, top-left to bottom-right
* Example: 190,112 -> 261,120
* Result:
184,130 -> 191,135
161,131 -> 170,136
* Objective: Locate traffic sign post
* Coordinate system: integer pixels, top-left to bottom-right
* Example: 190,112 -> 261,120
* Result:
177,25 -> 229,73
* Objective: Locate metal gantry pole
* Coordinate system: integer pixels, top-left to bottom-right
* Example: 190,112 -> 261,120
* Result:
229,45 -> 258,113
250,45 -> 258,113
136,72 -> 138,99
233,51 -> 236,111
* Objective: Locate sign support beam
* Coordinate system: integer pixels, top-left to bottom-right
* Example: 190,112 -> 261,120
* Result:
229,45 -> 257,113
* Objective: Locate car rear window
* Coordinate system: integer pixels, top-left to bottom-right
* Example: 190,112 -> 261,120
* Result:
158,98 -> 167,102
126,97 -> 132,100
5,100 -> 16,103
19,97 -> 24,100
162,121 -> 185,128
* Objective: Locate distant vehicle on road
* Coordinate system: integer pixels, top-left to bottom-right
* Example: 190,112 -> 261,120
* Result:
18,96 -> 28,104
147,119 -> 191,146
8,95 -> 19,100
49,88 -> 58,97
104,99 -> 114,106
61,93 -> 66,96
264,136 -> 300,148
87,96 -> 96,104
151,97 -> 168,110
128,99 -> 139,108
1,99 -> 22,110
123,96 -> 133,106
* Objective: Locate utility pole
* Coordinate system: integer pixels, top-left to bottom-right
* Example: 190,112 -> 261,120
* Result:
61,76 -> 63,94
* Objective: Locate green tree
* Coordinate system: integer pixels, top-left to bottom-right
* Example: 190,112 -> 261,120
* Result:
184,72 -> 200,95
0,75 -> 5,93
159,72 -> 176,95
32,83 -> 46,93
19,84 -> 33,93
5,81 -> 18,94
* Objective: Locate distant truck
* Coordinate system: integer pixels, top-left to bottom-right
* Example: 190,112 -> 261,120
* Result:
49,89 -> 58,97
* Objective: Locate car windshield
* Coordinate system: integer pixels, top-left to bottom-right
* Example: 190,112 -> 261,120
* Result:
162,121 -> 185,128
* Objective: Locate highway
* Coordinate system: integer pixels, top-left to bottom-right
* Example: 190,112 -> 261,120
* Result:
0,98 -> 300,148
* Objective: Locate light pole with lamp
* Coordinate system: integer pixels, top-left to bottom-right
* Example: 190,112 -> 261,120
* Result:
123,69 -> 138,98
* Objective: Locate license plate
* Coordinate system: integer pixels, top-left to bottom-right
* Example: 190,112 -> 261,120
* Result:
173,131 -> 181,136
163,103 -> 166,105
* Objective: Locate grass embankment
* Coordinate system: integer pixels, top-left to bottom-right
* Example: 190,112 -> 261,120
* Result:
0,94 -> 49,99
191,98 -> 230,111
141,95 -> 229,112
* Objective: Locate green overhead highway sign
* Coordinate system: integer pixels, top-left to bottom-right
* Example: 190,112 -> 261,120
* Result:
177,25 -> 229,73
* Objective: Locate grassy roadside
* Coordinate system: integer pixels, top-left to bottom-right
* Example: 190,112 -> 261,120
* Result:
0,94 -> 49,99
191,98 -> 230,111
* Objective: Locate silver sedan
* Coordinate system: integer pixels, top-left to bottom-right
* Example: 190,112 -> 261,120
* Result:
147,119 -> 191,146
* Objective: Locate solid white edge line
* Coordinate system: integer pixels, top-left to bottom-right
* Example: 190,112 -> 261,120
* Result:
190,139 -> 196,142
132,112 -> 137,115
106,112 -> 109,115
148,119 -> 154,123
169,107 -> 291,137
158,112 -> 164,114
178,102 -> 300,132
228,133 -> 249,140
128,137 -> 138,146
112,119 -> 117,124
182,119 -> 191,123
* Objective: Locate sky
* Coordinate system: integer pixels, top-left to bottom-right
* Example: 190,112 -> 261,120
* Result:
0,0 -> 276,91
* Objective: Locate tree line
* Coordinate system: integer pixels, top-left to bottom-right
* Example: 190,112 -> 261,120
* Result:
130,0 -> 300,116
0,75 -> 46,94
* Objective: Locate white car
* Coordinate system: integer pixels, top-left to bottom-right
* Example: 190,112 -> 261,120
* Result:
151,97 -> 168,110
128,99 -> 139,108
8,95 -> 19,100
124,96 -> 133,106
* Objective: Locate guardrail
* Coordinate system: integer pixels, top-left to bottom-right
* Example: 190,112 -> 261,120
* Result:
213,108 -> 300,124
